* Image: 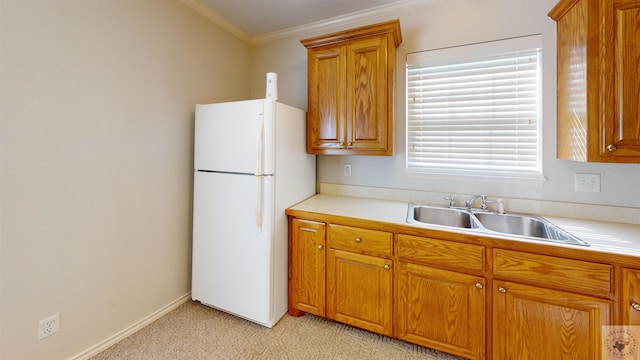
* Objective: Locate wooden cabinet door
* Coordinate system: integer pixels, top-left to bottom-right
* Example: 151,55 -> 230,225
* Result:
551,0 -> 640,162
396,262 -> 485,360
345,35 -> 391,154
302,20 -> 400,156
289,219 -> 325,316
493,280 -> 611,360
622,268 -> 640,326
602,0 -> 640,160
306,46 -> 346,153
326,248 -> 393,336
552,0 -> 588,161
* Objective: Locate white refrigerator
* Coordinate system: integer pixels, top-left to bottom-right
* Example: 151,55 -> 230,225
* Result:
191,98 -> 316,327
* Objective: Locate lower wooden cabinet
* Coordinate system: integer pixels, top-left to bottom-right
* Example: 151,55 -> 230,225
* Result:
287,215 -> 633,360
289,220 -> 394,336
493,280 -> 611,359
289,219 -> 325,316
396,262 -> 485,359
622,268 -> 640,326
326,223 -> 394,335
326,249 -> 393,335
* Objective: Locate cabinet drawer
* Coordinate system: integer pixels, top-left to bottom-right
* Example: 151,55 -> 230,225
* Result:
397,234 -> 484,272
328,224 -> 392,256
493,249 -> 612,295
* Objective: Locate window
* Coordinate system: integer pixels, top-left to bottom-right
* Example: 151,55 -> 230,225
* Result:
406,35 -> 543,180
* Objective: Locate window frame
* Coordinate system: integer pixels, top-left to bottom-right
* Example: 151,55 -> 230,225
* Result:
405,35 -> 546,183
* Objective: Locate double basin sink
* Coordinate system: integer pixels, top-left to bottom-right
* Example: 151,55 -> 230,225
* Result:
407,204 -> 589,247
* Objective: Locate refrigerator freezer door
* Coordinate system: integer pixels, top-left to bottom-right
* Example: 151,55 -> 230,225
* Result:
194,99 -> 275,175
192,171 -> 275,325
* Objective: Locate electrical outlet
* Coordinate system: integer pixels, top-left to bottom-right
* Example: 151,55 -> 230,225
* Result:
574,173 -> 601,192
343,163 -> 352,177
38,313 -> 60,340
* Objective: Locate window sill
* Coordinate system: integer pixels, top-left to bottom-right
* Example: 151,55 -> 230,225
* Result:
405,167 -> 547,186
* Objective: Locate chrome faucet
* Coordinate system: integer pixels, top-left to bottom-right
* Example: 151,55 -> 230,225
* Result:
466,194 -> 487,210
444,195 -> 456,208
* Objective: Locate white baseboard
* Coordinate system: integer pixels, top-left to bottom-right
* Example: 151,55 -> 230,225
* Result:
68,292 -> 192,360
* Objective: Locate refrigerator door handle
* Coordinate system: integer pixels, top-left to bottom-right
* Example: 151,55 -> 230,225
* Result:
255,176 -> 263,233
254,114 -> 265,233
256,114 -> 264,176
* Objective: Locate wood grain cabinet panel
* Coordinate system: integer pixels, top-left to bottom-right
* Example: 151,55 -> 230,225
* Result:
302,20 -> 401,155
622,268 -> 640,326
397,234 -> 484,272
549,0 -> 640,162
325,224 -> 393,335
396,262 -> 485,360
493,248 -> 612,295
493,280 -> 611,359
326,249 -> 393,336
288,219 -> 325,316
306,46 -> 345,151
328,223 -> 392,256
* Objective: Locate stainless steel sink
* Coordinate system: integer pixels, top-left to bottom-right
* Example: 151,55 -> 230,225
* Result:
408,205 -> 478,229
407,203 -> 589,246
473,212 -> 550,237
473,212 -> 589,246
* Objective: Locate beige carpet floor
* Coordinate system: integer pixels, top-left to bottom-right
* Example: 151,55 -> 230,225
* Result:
90,300 -> 464,360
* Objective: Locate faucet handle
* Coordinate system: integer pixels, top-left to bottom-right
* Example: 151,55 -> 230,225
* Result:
444,195 -> 456,208
480,195 -> 489,210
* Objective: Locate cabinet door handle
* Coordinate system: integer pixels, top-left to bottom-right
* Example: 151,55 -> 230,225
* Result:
475,283 -> 483,289
354,237 -> 362,243
498,287 -> 507,293
383,264 -> 390,270
347,142 -> 353,148
317,245 -> 323,250
632,302 -> 640,311
607,144 -> 617,152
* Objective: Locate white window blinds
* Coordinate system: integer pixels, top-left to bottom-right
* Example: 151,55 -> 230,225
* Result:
406,35 -> 543,177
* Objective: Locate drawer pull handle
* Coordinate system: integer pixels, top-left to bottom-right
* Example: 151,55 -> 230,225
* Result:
383,264 -> 390,270
498,287 -> 507,293
354,237 -> 362,243
607,144 -> 617,152
317,245 -> 323,250
633,303 -> 640,311
475,283 -> 483,289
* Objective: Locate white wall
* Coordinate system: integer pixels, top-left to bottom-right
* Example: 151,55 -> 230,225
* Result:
0,0 -> 251,359
2,0 -> 638,358
252,0 -> 640,210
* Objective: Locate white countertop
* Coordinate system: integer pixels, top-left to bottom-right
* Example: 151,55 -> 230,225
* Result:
289,193 -> 640,257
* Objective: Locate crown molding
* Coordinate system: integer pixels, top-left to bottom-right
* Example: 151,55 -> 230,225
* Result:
181,0 -> 447,45
251,0 -> 446,44
179,0 -> 252,43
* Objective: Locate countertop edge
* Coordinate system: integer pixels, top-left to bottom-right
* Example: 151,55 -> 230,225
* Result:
287,193 -> 640,260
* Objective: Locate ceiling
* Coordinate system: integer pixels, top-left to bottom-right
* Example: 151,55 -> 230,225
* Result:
198,0 -> 409,37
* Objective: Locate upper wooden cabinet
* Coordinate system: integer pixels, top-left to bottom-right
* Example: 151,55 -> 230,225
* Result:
301,20 -> 402,156
549,0 -> 640,162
